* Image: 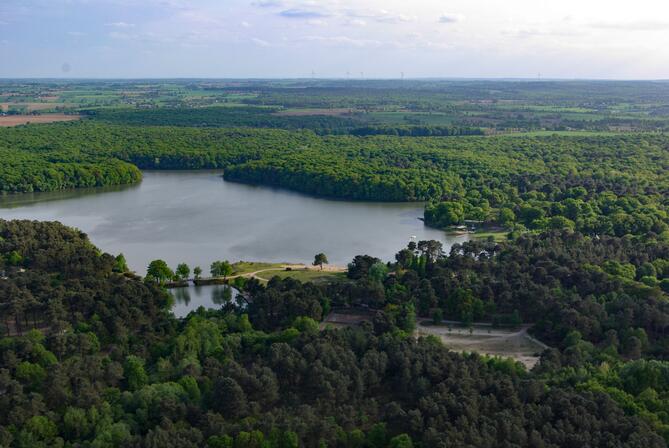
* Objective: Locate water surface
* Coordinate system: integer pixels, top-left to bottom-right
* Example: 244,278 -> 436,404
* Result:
170,284 -> 241,318
0,171 -> 467,273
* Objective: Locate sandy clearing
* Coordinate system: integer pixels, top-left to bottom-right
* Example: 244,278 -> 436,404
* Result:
416,321 -> 548,369
0,114 -> 81,126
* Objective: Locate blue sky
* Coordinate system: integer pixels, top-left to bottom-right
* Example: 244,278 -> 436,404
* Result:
1,0 -> 668,78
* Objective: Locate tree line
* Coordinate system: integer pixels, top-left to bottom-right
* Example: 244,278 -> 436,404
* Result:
2,123 -> 669,237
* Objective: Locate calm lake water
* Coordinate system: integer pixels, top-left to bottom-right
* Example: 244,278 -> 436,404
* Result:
0,171 -> 467,274
169,284 -> 242,318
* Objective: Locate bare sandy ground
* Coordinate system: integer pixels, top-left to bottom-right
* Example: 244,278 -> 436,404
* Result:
0,114 -> 81,126
318,311 -> 548,369
416,321 -> 548,369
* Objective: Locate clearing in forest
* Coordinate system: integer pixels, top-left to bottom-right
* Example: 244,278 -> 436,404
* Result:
0,114 -> 81,126
416,321 -> 548,369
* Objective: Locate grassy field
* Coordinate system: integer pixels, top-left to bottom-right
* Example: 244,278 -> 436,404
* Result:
470,230 -> 509,242
267,270 -> 347,283
231,261 -> 286,276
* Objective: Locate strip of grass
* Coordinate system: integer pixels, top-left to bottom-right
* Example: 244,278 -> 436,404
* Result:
266,270 -> 347,284
231,261 -> 285,276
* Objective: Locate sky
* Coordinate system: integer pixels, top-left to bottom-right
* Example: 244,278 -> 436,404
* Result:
1,0 -> 669,79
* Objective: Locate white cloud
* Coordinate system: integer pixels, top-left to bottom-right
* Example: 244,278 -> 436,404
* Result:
253,0 -> 283,7
106,21 -> 135,28
279,8 -> 330,19
589,20 -> 669,31
108,31 -> 133,40
439,13 -> 465,24
241,21 -> 251,27
347,19 -> 367,26
303,35 -> 383,47
67,31 -> 86,36
251,37 -> 271,47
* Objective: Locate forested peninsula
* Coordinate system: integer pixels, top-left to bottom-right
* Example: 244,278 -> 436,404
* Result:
1,122 -> 668,237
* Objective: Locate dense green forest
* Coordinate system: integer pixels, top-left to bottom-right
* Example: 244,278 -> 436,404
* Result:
86,107 -> 485,136
2,220 -> 669,446
1,122 -> 668,238
2,79 -> 669,445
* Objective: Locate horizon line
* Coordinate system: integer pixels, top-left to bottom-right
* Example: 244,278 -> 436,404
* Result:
1,76 -> 669,82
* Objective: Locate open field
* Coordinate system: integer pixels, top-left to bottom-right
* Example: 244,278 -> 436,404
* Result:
267,270 -> 347,283
0,114 -> 80,126
0,102 -> 73,112
225,261 -> 347,283
231,261 -> 286,276
416,321 -> 548,369
274,108 -> 357,116
470,230 -> 509,242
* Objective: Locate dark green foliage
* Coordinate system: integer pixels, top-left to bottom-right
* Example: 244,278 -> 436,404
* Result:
86,106 -> 363,133
0,220 -> 668,446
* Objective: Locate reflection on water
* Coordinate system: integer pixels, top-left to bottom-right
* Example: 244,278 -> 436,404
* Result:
169,284 -> 241,318
171,287 -> 192,307
0,171 -> 468,273
0,182 -> 140,209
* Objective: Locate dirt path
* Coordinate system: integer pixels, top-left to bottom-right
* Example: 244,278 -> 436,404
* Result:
224,264 -> 347,282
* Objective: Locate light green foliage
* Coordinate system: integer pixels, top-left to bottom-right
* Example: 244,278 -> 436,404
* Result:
211,260 -> 233,278
146,259 -> 174,283
176,263 -> 190,280
292,316 -> 319,333
123,355 -> 149,391
114,254 -> 128,273
15,361 -> 47,389
424,201 -> 465,228
368,262 -> 389,284
389,434 -> 414,448
175,316 -> 223,359
603,261 -> 637,280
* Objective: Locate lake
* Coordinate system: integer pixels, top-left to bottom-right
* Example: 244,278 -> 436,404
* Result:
0,171 -> 468,274
170,284 -> 242,318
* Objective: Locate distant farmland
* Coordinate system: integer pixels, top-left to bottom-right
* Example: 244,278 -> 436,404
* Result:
0,114 -> 81,127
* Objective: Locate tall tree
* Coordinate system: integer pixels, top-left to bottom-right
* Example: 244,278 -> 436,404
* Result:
313,253 -> 328,271
147,260 -> 173,284
176,263 -> 190,281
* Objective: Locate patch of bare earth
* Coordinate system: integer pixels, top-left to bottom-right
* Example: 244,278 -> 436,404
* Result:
416,321 -> 548,369
0,114 -> 81,127
321,309 -> 375,329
